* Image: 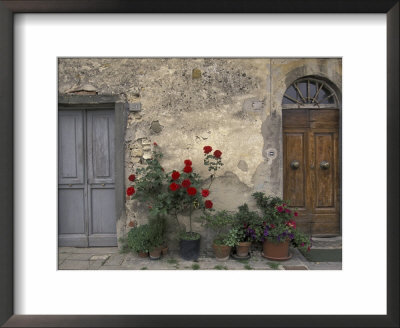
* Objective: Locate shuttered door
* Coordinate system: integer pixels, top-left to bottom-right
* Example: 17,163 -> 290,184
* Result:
58,108 -> 117,247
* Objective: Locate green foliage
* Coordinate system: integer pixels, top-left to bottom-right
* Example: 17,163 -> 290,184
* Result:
140,267 -> 148,270
202,211 -> 238,247
203,153 -> 223,173
244,264 -> 253,270
147,216 -> 166,251
267,262 -> 280,270
214,265 -> 228,270
191,263 -> 200,270
126,224 -> 151,253
179,231 -> 201,241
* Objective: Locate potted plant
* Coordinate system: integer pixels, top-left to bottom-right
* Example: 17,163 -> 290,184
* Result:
232,204 -> 262,258
161,145 -> 224,261
148,217 -> 166,260
126,144 -> 224,261
252,192 -> 312,260
126,224 -> 151,258
203,211 -> 238,261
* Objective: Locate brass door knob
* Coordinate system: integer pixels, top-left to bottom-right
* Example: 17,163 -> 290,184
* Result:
320,161 -> 330,170
290,160 -> 300,169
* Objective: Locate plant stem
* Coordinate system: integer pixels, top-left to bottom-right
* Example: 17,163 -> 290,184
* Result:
189,204 -> 193,233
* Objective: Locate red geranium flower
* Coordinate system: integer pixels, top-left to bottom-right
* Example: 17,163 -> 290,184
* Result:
294,211 -> 298,217
171,171 -> 180,180
270,224 -> 276,229
276,206 -> 284,213
181,179 -> 191,188
282,203 -> 287,207
307,246 -> 311,252
285,208 -> 291,214
128,174 -> 135,182
201,189 -> 210,197
286,220 -> 296,229
203,146 -> 212,154
183,166 -> 192,173
153,142 -> 158,146
205,200 -> 213,209
213,150 -> 222,158
184,159 -> 192,166
187,187 -> 197,196
169,182 -> 179,191
126,186 -> 135,196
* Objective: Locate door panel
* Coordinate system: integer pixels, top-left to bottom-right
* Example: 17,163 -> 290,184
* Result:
87,110 -> 117,246
58,108 -> 117,247
58,111 -> 84,185
284,132 -> 306,208
283,109 -> 340,235
90,188 -> 116,234
314,133 -> 334,208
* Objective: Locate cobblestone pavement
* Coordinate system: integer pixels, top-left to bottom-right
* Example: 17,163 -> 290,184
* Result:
58,237 -> 342,270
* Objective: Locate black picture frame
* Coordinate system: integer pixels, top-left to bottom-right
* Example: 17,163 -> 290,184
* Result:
0,1 -> 398,327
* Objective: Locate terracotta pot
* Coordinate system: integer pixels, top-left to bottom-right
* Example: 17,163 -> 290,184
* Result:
149,246 -> 162,260
262,239 -> 291,261
212,243 -> 232,261
161,246 -> 168,256
138,251 -> 149,258
236,241 -> 251,257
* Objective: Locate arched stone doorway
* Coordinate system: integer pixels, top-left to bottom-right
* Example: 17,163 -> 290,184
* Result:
282,77 -> 341,236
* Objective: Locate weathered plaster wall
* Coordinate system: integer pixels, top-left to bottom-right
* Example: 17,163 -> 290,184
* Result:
58,58 -> 341,252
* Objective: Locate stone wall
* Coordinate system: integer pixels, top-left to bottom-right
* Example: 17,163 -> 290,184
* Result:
58,58 -> 342,252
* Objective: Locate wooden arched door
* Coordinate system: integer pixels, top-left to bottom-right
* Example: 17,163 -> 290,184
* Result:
282,78 -> 340,236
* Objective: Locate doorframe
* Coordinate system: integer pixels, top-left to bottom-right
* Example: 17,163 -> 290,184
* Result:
58,94 -> 128,246
280,75 -> 342,236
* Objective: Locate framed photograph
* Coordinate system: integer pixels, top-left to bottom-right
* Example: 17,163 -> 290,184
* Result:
0,1 -> 398,327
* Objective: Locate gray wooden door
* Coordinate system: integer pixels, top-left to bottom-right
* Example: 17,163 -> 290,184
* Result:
58,108 -> 117,247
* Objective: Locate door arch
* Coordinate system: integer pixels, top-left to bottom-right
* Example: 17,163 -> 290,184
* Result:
282,77 -> 341,236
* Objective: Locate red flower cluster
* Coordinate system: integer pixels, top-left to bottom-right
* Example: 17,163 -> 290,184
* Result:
201,189 -> 210,197
153,142 -> 158,146
169,182 -> 179,191
286,220 -> 296,229
128,174 -> 135,182
171,171 -> 180,180
187,187 -> 197,196
183,159 -> 193,173
203,146 -> 212,154
276,205 -> 284,213
285,208 -> 291,214
181,179 -> 191,188
205,200 -> 213,209
126,186 -> 135,196
213,150 -> 222,158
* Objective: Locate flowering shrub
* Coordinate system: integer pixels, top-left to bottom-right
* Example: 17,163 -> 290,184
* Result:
252,192 -> 312,252
126,143 -> 224,240
232,204 -> 263,243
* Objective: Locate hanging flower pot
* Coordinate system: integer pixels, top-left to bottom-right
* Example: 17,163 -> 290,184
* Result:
262,239 -> 292,261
